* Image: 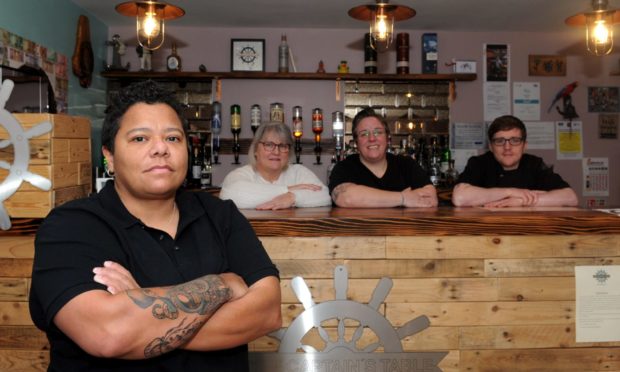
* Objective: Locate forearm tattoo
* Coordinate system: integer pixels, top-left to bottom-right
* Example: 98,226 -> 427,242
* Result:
331,183 -> 350,202
144,317 -> 204,358
126,274 -> 231,357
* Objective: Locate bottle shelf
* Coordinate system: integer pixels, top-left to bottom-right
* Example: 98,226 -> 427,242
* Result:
101,71 -> 476,82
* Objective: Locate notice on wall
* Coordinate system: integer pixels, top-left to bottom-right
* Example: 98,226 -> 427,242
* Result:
556,121 -> 583,159
513,82 -> 540,121
450,122 -> 486,149
524,121 -> 555,149
575,265 -> 620,342
582,157 -> 609,197
484,82 -> 511,121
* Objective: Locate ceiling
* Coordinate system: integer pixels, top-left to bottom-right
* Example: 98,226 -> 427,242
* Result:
70,0 -> 605,33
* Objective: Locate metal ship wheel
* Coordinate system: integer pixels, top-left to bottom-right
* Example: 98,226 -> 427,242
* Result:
272,265 -> 430,353
0,79 -> 52,230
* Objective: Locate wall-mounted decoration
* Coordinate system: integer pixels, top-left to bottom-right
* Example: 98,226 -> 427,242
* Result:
230,39 -> 265,72
598,113 -> 618,139
0,28 -> 68,112
485,44 -> 508,82
588,86 -> 620,112
528,55 -> 566,76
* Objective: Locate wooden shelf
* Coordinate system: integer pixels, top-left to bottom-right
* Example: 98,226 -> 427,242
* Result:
101,70 -> 477,82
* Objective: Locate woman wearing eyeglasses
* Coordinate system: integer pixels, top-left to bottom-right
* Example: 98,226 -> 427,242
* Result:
220,121 -> 331,210
328,108 -> 437,208
452,115 -> 578,207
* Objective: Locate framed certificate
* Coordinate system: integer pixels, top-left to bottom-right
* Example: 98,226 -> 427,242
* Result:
231,39 -> 265,72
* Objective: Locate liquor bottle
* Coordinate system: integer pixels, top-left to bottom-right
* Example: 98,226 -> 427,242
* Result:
332,111 -> 344,160
230,104 -> 241,164
396,33 -> 410,74
166,42 -> 182,72
292,106 -> 303,138
292,106 -> 303,163
200,159 -> 212,189
250,104 -> 261,134
440,135 -> 451,175
364,33 -> 377,74
312,108 -> 324,164
211,101 -> 221,164
445,159 -> 459,188
190,137 -> 203,188
230,104 -> 241,135
278,35 -> 289,73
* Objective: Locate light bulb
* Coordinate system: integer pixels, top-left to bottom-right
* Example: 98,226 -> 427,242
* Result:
141,12 -> 160,38
376,16 -> 388,40
593,20 -> 610,44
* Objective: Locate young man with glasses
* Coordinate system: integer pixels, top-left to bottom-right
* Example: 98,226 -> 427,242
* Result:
329,108 -> 437,208
452,115 -> 578,207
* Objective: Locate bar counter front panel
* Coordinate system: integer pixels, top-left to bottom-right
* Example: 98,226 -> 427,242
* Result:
1,207 -> 620,371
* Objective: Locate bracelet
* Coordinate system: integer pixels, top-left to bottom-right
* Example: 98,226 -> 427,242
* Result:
400,192 -> 405,207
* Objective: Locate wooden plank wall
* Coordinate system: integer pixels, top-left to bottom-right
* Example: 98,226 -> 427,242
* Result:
251,234 -> 620,372
3,232 -> 620,371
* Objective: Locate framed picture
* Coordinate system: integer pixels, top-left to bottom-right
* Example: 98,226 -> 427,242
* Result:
588,86 -> 620,112
230,39 -> 265,72
528,55 -> 566,76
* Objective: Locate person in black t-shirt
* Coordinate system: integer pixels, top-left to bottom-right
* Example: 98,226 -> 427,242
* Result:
452,115 -> 578,207
29,81 -> 281,371
328,108 -> 437,208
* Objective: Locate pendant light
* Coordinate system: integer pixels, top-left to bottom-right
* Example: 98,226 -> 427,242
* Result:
348,0 -> 416,50
116,1 -> 185,51
566,0 -> 620,56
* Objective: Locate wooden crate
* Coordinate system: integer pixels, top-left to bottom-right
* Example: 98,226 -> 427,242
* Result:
0,114 -> 91,218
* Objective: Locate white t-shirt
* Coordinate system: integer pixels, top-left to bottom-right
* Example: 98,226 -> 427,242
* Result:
219,164 -> 331,209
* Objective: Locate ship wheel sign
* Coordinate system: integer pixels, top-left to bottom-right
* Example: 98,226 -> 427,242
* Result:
250,265 -> 447,371
0,79 -> 52,230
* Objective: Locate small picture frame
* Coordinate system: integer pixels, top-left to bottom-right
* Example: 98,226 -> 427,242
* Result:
528,55 -> 566,76
454,60 -> 476,73
230,39 -> 265,72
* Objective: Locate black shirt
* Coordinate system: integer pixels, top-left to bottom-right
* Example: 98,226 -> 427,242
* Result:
29,182 -> 279,372
328,153 -> 432,193
457,151 -> 570,190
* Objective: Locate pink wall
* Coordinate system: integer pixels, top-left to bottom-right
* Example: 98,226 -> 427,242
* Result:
109,26 -> 620,207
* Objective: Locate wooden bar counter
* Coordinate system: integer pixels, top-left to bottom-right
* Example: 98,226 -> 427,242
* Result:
2,207 -> 620,371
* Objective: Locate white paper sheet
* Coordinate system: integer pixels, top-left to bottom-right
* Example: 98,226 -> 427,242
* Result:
576,265 -> 620,342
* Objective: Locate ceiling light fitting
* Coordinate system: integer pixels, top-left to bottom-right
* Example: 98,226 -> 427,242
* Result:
116,1 -> 185,51
566,0 -> 620,56
348,0 -> 415,50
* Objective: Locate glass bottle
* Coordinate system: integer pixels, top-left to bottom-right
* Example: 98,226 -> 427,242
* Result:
166,42 -> 182,72
312,108 -> 324,164
200,158 -> 212,189
292,106 -> 303,163
250,104 -> 261,134
211,101 -> 221,164
230,104 -> 241,164
364,33 -> 377,74
190,136 -> 203,188
279,35 -> 289,73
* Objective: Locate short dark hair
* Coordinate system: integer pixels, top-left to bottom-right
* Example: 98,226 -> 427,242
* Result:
488,115 -> 527,142
351,107 -> 390,139
102,80 -> 187,154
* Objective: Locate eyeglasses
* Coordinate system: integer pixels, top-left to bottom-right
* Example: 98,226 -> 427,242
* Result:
357,128 -> 386,139
260,141 -> 290,152
491,137 -> 524,146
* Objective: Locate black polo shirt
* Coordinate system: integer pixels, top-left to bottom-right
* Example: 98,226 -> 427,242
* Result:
29,181 -> 278,372
328,153 -> 432,193
457,151 -> 570,190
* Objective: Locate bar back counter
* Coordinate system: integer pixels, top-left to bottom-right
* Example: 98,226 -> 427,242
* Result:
2,207 -> 620,371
